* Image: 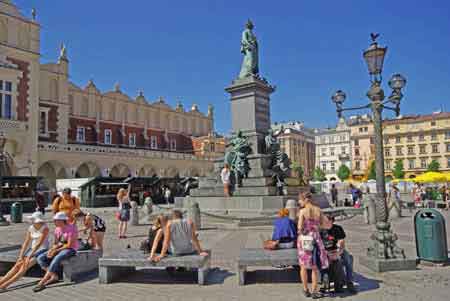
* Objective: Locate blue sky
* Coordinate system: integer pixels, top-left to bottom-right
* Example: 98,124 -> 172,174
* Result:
16,0 -> 450,134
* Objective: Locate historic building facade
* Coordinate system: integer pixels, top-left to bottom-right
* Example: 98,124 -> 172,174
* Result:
272,121 -> 316,179
0,1 -> 214,187
314,118 -> 352,181
191,133 -> 227,159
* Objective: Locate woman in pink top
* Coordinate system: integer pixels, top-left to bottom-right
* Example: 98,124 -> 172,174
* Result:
33,212 -> 78,292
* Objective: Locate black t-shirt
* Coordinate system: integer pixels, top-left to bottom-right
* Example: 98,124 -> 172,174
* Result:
321,224 -> 346,252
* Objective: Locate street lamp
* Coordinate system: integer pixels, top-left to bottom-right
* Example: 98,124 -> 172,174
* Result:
331,34 -> 410,270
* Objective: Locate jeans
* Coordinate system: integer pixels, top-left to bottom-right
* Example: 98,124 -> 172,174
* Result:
341,250 -> 354,283
37,248 -> 76,274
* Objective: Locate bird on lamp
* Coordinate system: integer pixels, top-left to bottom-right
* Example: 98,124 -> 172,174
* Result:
370,33 -> 380,42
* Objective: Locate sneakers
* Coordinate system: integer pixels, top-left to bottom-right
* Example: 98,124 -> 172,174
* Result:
347,282 -> 357,294
321,274 -> 330,292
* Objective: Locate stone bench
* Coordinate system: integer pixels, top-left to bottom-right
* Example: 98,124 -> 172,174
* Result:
0,248 -> 101,282
237,248 -> 298,285
99,249 -> 212,285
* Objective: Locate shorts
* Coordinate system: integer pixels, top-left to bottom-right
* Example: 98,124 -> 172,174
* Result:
23,248 -> 48,258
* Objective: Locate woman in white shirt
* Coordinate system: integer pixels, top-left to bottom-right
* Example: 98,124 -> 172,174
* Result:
221,163 -> 231,197
0,211 -> 49,291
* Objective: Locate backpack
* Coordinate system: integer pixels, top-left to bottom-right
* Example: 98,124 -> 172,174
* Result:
54,196 -> 77,210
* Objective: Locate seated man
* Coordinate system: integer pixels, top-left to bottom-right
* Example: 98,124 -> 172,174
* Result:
320,215 -> 356,294
152,210 -> 208,262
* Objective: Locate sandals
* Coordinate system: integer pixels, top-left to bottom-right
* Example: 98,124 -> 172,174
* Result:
33,285 -> 46,293
303,289 -> 311,298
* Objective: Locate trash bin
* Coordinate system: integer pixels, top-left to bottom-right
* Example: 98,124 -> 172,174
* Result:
414,209 -> 448,263
10,202 -> 23,223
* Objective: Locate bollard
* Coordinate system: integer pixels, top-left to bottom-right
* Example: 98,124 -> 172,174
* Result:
285,199 -> 298,222
130,201 -> 139,226
143,197 -> 153,223
365,197 -> 376,225
188,202 -> 201,230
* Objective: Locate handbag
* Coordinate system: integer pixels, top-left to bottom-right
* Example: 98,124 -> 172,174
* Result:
299,233 -> 315,251
263,240 -> 279,250
115,211 -> 121,220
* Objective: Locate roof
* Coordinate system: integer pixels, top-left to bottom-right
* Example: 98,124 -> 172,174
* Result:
79,177 -> 127,189
383,112 -> 450,125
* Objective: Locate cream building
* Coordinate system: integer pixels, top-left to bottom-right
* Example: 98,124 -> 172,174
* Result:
314,118 -> 352,181
347,114 -> 374,180
0,1 -> 215,187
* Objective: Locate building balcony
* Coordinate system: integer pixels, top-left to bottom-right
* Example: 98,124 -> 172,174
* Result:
37,142 -> 213,161
338,153 -> 350,161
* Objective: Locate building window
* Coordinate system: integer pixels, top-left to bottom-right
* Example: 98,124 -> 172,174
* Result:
420,158 -> 427,169
370,137 -> 374,144
129,133 -> 136,147
447,143 -> 450,153
321,148 -> 326,156
446,131 -> 450,140
408,159 -> 415,169
170,139 -> 177,151
395,125 -> 400,130
322,163 -> 326,171
354,139 -> 359,146
432,144 -> 439,153
341,146 -> 346,154
407,135 -> 413,142
396,146 -> 403,156
355,149 -> 360,156
329,136 -> 334,143
419,133 -> 425,141
431,133 -> 437,141
104,129 -> 112,145
384,137 -> 389,144
150,136 -> 158,149
385,148 -> 391,157
355,161 -> 361,170
395,136 -> 401,143
330,162 -> 335,172
0,80 -> 13,119
419,145 -> 426,154
76,127 -> 85,143
407,146 -> 415,155
386,160 -> 391,170
431,121 -> 436,126
330,147 -> 335,156
39,109 -> 49,135
447,157 -> 450,168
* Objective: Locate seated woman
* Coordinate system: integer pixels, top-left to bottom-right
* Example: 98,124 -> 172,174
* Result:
152,210 -> 208,262
73,209 -> 106,251
33,212 -> 79,292
0,212 -> 49,291
146,215 -> 168,260
272,208 -> 297,248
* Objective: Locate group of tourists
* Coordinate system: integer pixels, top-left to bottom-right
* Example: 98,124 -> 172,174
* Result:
0,188 -> 106,293
412,183 -> 450,210
271,191 -> 356,299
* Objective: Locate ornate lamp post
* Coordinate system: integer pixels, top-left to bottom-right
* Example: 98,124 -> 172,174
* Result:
331,34 -> 412,271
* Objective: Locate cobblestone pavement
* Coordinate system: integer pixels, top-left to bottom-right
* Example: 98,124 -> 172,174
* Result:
0,207 -> 449,301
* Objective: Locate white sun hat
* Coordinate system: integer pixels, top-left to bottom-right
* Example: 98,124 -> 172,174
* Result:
53,212 -> 68,221
27,211 -> 45,224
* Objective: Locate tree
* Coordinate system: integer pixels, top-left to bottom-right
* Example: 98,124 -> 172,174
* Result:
337,164 -> 351,182
368,161 -> 376,180
427,159 -> 440,172
392,159 -> 405,179
291,161 -> 305,184
313,167 -> 327,182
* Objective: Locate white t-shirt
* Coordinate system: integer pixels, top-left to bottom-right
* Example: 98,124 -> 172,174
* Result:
221,168 -> 231,184
29,224 -> 50,251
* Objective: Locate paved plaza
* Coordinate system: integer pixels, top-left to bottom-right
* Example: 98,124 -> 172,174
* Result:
0,207 -> 448,301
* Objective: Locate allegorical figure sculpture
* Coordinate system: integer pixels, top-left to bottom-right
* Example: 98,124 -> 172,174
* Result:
224,130 -> 252,187
239,20 -> 259,79
265,128 -> 291,195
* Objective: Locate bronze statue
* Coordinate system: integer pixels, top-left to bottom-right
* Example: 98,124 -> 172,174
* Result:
239,20 -> 259,79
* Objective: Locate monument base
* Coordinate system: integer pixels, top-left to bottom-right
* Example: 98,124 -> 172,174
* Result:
359,256 -> 417,272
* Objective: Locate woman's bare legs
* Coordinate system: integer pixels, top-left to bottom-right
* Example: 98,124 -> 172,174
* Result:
95,232 -> 105,250
300,265 -> 309,292
0,260 -> 24,288
0,259 -> 35,289
311,266 -> 319,293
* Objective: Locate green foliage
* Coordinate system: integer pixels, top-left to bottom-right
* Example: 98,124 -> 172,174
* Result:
291,161 -> 304,179
368,161 -> 376,180
427,159 -> 440,172
337,164 -> 351,181
313,167 -> 327,182
385,175 -> 393,182
392,159 -> 405,179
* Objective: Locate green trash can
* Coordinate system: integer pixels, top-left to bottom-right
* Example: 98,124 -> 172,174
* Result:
414,208 -> 448,263
10,202 -> 23,223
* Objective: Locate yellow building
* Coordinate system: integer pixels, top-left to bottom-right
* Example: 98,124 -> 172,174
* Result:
347,112 -> 450,179
191,133 -> 227,160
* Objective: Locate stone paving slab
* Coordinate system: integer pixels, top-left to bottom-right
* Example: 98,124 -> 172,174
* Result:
0,208 -> 448,300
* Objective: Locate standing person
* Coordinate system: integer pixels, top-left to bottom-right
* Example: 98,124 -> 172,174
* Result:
0,212 -> 49,291
439,184 -> 447,209
52,187 -> 80,223
33,212 -> 78,292
35,184 -> 46,216
164,187 -> 172,204
389,184 -> 402,216
221,163 -> 231,197
297,192 -> 329,299
330,184 -> 338,207
349,184 -> 359,206
152,210 -> 208,261
117,188 -> 131,239
73,209 -> 106,251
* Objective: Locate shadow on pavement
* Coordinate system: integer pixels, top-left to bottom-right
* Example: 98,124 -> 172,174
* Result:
353,272 -> 382,293
244,267 -> 300,285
